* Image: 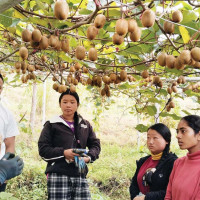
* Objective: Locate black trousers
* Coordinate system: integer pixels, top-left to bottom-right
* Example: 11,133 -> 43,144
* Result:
0,183 -> 7,192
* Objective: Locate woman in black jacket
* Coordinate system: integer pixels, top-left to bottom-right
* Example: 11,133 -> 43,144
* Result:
38,89 -> 101,200
129,123 -> 177,200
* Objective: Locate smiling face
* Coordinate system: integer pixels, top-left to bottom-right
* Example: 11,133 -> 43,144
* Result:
176,119 -> 200,154
0,78 -> 3,94
147,129 -> 168,155
60,94 -> 78,121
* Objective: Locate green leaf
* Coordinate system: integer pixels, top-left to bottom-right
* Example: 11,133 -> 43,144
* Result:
179,26 -> 190,43
0,10 -> 12,27
105,9 -> 121,17
79,9 -> 92,15
135,124 -> 149,133
160,112 -> 181,120
58,52 -> 73,63
146,105 -> 157,116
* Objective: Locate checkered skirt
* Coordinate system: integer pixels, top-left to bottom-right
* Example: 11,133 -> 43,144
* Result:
47,173 -> 91,200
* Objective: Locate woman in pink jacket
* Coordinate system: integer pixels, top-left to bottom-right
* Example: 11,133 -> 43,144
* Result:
165,115 -> 200,200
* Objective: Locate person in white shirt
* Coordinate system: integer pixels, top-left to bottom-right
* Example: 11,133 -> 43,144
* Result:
0,74 -> 20,191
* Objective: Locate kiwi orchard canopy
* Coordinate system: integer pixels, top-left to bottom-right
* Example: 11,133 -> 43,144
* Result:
0,0 -> 200,125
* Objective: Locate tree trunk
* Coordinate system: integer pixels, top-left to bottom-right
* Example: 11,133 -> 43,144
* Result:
0,0 -> 23,13
30,82 -> 37,134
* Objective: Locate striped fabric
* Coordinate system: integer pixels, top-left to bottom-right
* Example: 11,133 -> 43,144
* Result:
47,173 -> 91,200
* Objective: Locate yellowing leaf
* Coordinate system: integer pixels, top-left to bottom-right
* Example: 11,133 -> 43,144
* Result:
179,26 -> 190,43
14,10 -> 26,19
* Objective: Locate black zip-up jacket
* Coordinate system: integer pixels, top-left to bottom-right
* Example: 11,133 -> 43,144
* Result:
38,115 -> 101,177
129,152 -> 177,200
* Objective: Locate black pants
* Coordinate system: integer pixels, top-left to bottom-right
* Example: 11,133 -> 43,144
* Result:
0,183 -> 7,192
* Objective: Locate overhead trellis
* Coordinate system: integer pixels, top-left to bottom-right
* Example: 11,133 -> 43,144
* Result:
0,0 -> 200,120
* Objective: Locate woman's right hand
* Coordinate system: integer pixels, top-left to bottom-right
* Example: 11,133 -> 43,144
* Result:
64,149 -> 79,162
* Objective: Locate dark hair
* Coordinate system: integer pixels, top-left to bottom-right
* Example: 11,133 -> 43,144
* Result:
59,89 -> 79,104
148,123 -> 171,153
0,74 -> 4,83
59,89 -> 81,148
181,115 -> 200,134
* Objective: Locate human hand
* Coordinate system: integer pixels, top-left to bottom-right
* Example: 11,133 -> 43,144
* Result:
133,195 -> 145,200
83,157 -> 90,163
64,149 -> 79,162
0,153 -> 24,184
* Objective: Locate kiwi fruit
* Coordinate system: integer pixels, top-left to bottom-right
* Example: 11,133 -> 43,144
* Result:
164,21 -> 174,34
110,73 -> 117,82
29,73 -> 36,80
19,47 -> 28,60
174,56 -> 185,70
61,38 -> 69,53
153,76 -> 161,85
193,61 -> 200,68
22,29 -> 32,42
167,87 -> 172,94
177,77 -> 182,84
87,26 -> 99,40
166,105 -> 171,112
53,83 -> 59,91
30,41 -> 39,48
120,70 -> 127,81
83,66 -> 89,73
74,62 -> 81,71
52,76 -> 57,82
97,76 -> 102,87
54,40 -> 62,51
128,19 -> 138,32
49,35 -> 59,48
94,14 -> 106,29
21,75 -> 28,83
38,36 -> 48,50
106,89 -> 111,97
54,0 -> 69,20
166,55 -> 176,69
172,10 -> 183,23
70,66 -> 75,72
179,50 -> 191,64
103,75 -> 110,84
128,75 -> 136,82
28,65 -> 35,72
41,55 -> 47,62
141,9 -> 155,28
32,29 -> 42,42
88,48 -> 98,61
70,85 -> 76,93
112,33 -> 124,45
172,85 -> 177,93
157,52 -> 167,66
21,61 -> 27,70
157,80 -> 163,88
191,47 -> 200,62
141,70 -> 149,78
87,78 -> 92,85
115,19 -> 128,36
169,101 -> 175,108
75,46 -> 86,60
74,79 -> 78,86
58,85 -> 67,93
101,88 -> 106,96
130,27 -> 141,42
15,62 -> 21,69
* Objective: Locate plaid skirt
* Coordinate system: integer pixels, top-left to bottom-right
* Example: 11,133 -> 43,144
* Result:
47,173 -> 91,200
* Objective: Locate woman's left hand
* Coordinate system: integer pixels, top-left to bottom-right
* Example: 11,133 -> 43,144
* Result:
133,195 -> 145,200
83,157 -> 90,163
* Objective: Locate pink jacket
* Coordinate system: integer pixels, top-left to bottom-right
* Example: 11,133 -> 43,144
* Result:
165,150 -> 200,200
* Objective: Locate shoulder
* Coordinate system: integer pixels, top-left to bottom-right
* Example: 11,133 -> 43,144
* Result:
78,114 -> 92,127
0,103 -> 13,118
137,155 -> 151,165
174,155 -> 186,165
166,152 -> 178,161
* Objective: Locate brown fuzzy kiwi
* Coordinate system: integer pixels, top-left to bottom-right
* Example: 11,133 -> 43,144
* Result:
32,29 -> 42,42
177,77 -> 182,84
54,40 -> 62,51
70,66 -> 75,72
83,66 -> 89,73
128,19 -> 138,32
115,19 -> 128,36
163,21 -> 174,34
179,50 -> 191,64
87,78 -> 92,85
88,48 -> 98,61
70,85 -> 76,93
19,47 -> 28,60
21,75 -> 28,83
166,55 -> 176,69
193,62 -> 200,68
157,52 -> 167,66
103,75 -> 110,84
58,85 -> 67,93
157,80 -> 163,88
172,10 -> 183,23
120,70 -> 127,81
110,73 -> 117,82
167,87 -> 172,94
128,75 -> 136,82
54,0 -> 69,20
106,89 -> 111,97
174,56 -> 185,70
74,63 -> 81,71
169,101 -> 175,108
28,65 -> 35,72
101,88 -> 106,96
52,76 -> 57,82
166,105 -> 171,112
97,76 -> 102,87
30,41 -> 40,48
21,61 -> 27,70
181,76 -> 186,84
129,27 -> 141,42
112,33 -> 124,45
74,79 -> 78,86
87,26 -> 99,40
153,76 -> 161,84
29,73 -> 36,80
191,47 -> 200,62
172,85 -> 178,93
22,29 -> 32,42
75,46 -> 86,60
94,14 -> 106,29
61,38 -> 69,53
141,70 -> 149,79
39,36 -> 49,50
53,83 -> 59,91
41,55 -> 47,62
141,9 -> 155,28
49,35 -> 59,48
15,62 -> 21,70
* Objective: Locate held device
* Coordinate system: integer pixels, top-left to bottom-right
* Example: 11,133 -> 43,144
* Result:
1,153 -> 15,160
72,149 -> 89,157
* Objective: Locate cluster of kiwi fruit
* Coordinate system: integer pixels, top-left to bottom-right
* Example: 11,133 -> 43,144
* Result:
166,99 -> 175,112
157,47 -> 200,70
183,82 -> 200,93
163,10 -> 183,34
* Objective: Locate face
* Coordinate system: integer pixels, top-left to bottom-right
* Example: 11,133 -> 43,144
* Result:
0,78 -> 3,94
147,129 -> 168,154
60,95 -> 78,119
176,119 -> 200,154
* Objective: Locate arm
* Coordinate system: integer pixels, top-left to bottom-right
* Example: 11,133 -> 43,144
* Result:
38,122 -> 65,162
4,136 -> 15,153
86,123 -> 101,162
